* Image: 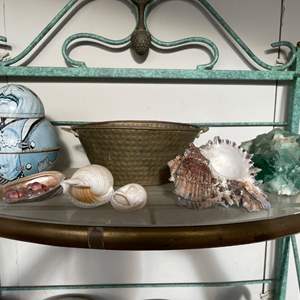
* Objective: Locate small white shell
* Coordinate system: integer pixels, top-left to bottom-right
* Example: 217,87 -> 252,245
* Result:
111,183 -> 147,212
63,165 -> 114,208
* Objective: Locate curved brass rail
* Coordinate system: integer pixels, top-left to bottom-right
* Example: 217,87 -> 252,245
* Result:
0,214 -> 299,249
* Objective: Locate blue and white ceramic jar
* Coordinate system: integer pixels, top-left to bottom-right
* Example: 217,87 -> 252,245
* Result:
0,84 -> 60,183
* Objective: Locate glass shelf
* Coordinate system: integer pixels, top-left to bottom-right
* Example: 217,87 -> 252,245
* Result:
1,184 -> 300,228
1,171 -> 300,250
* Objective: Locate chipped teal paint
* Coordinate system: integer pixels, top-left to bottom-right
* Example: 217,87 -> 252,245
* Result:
150,36 -> 219,70
62,33 -> 131,67
145,0 -> 296,70
0,0 -> 296,71
274,237 -> 291,300
197,0 -> 296,71
0,66 -> 295,81
291,236 -> 300,293
63,22 -> 219,69
288,48 -> 300,134
144,0 -> 220,70
0,0 -> 80,66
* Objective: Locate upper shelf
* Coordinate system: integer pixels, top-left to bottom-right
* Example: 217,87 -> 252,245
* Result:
0,0 -> 299,81
0,183 -> 299,250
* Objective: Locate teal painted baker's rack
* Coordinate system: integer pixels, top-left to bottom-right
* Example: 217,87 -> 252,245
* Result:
0,0 -> 300,299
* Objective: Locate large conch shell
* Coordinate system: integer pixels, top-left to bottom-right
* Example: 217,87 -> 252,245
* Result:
168,138 -> 271,212
111,183 -> 147,212
63,165 -> 114,208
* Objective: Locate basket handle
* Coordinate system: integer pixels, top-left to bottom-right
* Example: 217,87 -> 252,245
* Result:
198,127 -> 209,136
61,127 -> 79,138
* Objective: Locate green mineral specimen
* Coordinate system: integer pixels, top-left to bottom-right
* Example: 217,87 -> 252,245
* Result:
241,128 -> 300,195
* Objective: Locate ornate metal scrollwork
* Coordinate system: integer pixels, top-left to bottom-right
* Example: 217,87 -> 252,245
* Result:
0,0 -> 80,66
198,0 -> 296,70
62,33 -> 131,68
62,0 -> 219,69
0,0 -> 297,71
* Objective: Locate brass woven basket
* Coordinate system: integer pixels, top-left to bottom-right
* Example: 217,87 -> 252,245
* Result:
71,121 -> 207,186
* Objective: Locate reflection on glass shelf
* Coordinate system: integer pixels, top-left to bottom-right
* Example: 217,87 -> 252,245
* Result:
0,184 -> 300,227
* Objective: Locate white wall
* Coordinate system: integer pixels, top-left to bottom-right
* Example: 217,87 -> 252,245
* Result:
0,0 -> 299,299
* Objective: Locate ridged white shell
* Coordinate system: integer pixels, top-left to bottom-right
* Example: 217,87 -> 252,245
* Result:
63,165 -> 114,208
200,137 -> 257,182
111,183 -> 147,212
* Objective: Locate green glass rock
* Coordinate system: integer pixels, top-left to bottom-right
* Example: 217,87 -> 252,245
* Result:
241,128 -> 300,195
